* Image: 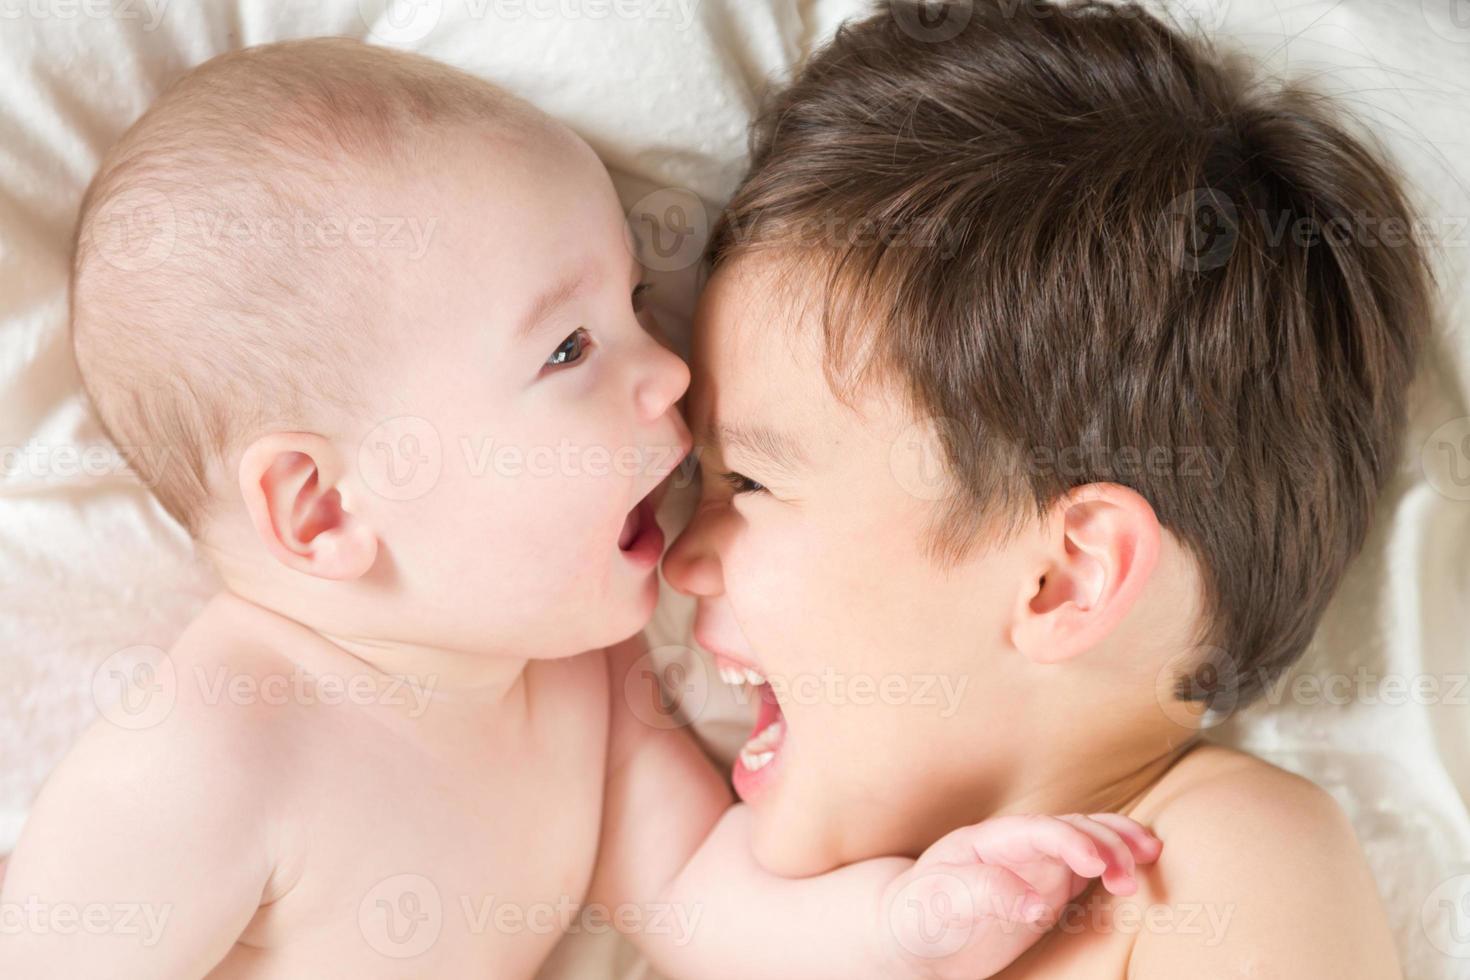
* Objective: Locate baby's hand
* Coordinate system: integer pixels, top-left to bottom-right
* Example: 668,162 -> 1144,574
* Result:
881,813 -> 1162,979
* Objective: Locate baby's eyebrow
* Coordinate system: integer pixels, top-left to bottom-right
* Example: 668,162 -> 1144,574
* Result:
713,421 -> 807,472
517,267 -> 592,340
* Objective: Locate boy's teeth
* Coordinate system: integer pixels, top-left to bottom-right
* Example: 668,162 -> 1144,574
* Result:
741,719 -> 784,754
740,748 -> 775,772
738,721 -> 784,773
716,663 -> 767,687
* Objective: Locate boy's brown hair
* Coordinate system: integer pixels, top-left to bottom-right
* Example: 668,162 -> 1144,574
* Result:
708,0 -> 1433,706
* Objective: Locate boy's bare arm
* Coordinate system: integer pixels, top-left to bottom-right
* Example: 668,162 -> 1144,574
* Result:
0,707 -> 276,977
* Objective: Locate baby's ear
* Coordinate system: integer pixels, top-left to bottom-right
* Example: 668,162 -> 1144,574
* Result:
237,433 -> 378,581
1009,483 -> 1161,665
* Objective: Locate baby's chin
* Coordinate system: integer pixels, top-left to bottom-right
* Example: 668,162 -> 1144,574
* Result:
533,558 -> 660,659
599,572 -> 660,649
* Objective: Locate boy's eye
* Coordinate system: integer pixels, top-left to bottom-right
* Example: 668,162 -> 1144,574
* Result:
631,281 -> 653,312
545,327 -> 591,368
721,470 -> 767,496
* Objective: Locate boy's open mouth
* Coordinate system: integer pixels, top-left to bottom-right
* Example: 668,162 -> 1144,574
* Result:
617,493 -> 664,567
715,656 -> 787,797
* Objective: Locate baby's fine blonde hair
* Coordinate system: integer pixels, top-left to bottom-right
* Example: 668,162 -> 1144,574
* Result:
71,37 -> 534,536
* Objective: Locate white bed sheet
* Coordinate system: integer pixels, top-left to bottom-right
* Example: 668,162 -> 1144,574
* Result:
0,1 -> 1465,977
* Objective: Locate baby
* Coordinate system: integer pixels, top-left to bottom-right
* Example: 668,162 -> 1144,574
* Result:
0,38 -> 1156,978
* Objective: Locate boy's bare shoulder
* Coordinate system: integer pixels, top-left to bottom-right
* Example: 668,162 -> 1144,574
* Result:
1138,742 -> 1346,840
1124,742 -> 1399,979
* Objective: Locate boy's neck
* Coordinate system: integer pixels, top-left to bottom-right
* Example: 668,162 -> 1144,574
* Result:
987,709 -> 1202,820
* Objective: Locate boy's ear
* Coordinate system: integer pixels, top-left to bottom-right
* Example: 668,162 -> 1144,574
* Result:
1010,483 -> 1160,665
238,432 -> 378,581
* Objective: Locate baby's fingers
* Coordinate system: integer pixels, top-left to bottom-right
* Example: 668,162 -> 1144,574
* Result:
1087,812 -> 1163,866
1055,814 -> 1141,896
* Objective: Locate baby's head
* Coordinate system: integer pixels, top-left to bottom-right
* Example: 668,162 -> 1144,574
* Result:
72,39 -> 689,662
665,0 -> 1432,874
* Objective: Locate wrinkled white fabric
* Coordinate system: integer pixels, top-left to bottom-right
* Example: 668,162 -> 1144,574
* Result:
0,1 -> 1465,976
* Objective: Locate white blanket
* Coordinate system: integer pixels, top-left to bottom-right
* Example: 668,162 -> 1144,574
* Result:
1,1 -> 1466,977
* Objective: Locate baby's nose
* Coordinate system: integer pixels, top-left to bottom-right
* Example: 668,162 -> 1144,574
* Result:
636,341 -> 691,422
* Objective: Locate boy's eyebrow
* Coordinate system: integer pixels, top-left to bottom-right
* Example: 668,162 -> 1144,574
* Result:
712,421 -> 808,472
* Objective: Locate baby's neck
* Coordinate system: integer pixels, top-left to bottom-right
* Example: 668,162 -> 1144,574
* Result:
211,590 -> 531,707
317,625 -> 530,703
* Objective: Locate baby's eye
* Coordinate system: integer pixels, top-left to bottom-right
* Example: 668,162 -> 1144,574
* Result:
545,327 -> 592,368
631,281 -> 653,312
721,471 -> 767,496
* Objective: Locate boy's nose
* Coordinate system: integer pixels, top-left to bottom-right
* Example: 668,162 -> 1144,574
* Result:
635,339 -> 691,422
662,505 -> 724,598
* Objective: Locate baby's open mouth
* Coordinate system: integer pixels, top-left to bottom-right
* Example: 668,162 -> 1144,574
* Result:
715,657 -> 787,790
617,493 -> 664,566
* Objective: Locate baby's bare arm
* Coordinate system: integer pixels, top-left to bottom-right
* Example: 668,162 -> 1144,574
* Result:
0,702 -> 277,977
587,637 -> 911,979
588,638 -> 1157,980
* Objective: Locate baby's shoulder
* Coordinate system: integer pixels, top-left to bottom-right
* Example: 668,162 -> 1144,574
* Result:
27,602 -> 298,863
77,594 -> 332,796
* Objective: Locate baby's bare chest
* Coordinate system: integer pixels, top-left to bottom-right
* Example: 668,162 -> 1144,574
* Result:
214,656 -> 610,979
